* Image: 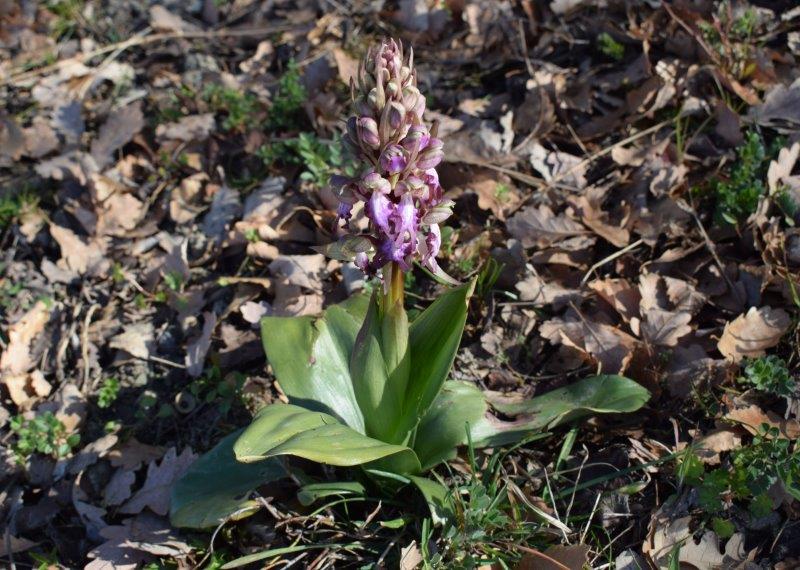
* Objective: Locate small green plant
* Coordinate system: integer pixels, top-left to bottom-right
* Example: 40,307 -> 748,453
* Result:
202,84 -> 260,131
713,130 -> 782,225
740,355 -> 796,397
598,32 -> 624,61
10,412 -> 80,462
189,365 -> 246,416
267,60 -> 307,130
677,424 -> 800,532
257,133 -> 358,188
46,0 -> 85,40
0,189 -> 38,229
97,377 -> 121,409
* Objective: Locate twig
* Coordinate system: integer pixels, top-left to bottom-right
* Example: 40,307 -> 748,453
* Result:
5,24 -> 296,86
511,545 -> 571,570
80,303 -> 100,393
581,238 -> 644,285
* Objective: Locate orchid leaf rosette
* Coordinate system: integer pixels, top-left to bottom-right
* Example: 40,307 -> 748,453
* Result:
170,40 -> 650,531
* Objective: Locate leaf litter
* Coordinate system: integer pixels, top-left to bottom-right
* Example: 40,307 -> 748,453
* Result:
1,0 -> 800,567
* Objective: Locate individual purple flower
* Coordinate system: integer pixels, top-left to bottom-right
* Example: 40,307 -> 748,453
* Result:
367,191 -> 392,232
380,145 -> 407,175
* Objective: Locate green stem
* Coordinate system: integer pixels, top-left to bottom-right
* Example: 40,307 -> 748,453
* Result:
383,261 -> 405,311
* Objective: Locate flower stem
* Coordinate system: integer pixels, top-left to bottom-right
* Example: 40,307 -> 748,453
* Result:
384,261 -> 405,310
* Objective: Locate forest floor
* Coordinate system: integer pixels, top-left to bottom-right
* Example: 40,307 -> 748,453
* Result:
2,0 -> 800,568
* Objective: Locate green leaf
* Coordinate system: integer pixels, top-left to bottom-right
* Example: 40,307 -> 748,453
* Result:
234,404 -> 421,474
404,280 -> 475,433
349,295 -> 403,442
408,475 -> 453,525
297,481 -> 367,506
260,295 -> 368,432
414,381 -> 488,471
470,375 -> 650,448
170,430 -> 286,529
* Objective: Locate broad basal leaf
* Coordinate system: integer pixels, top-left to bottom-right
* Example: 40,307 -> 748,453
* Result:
349,295 -> 404,443
470,375 -> 650,448
402,280 -> 475,434
234,404 -> 421,474
260,294 -> 368,432
170,431 -> 286,529
413,381 -> 488,471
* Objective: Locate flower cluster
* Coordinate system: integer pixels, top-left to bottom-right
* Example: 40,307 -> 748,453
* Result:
330,39 -> 453,277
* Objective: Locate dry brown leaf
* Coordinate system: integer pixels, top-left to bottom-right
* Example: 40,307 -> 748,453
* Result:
541,313 -> 638,374
644,515 -> 725,569
0,300 -> 51,375
471,176 -> 521,221
108,439 -> 166,471
518,543 -> 591,570
120,447 -> 197,516
717,306 -> 791,362
109,322 -> 155,360
170,173 -> 208,224
185,312 -> 217,377
202,183 -> 242,245
269,254 -> 326,291
516,273 -> 580,309
529,142 -> 587,189
155,113 -> 215,142
3,370 -> 52,409
694,428 -> 742,465
726,405 -> 800,439
507,205 -> 589,248
49,223 -> 109,276
634,308 -> 692,347
148,5 -> 198,32
105,468 -> 137,507
589,279 -> 641,322
90,102 -> 144,169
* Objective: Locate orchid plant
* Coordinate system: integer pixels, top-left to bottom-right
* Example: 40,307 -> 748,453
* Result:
170,40 -> 649,531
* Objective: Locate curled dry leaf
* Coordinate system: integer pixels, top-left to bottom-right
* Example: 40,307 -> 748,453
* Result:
4,370 -> 52,410
49,223 -> 109,277
0,300 -> 52,375
717,306 -> 791,362
185,312 -> 217,377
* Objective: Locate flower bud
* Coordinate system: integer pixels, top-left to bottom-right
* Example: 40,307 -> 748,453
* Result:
380,145 -> 407,175
401,125 -> 430,151
402,86 -> 421,115
356,116 -> 380,149
402,175 -> 426,198
387,101 -> 405,131
416,138 -> 444,170
361,171 -> 392,194
422,200 -> 454,224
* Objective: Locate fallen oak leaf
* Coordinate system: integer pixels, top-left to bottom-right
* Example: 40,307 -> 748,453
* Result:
120,447 -> 197,516
717,306 -> 791,362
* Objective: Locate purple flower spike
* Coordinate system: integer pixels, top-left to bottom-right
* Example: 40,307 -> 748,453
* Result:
327,38 -> 455,281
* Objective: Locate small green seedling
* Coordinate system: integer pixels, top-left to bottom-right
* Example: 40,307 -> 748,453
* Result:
713,130 -> 783,225
598,32 -> 625,61
97,377 -> 120,408
267,60 -> 307,130
740,355 -> 796,398
10,412 -> 80,462
202,84 -> 260,131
